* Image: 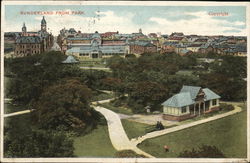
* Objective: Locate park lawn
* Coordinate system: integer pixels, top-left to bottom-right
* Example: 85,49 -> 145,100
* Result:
73,124 -> 117,157
138,103 -> 247,158
98,103 -> 133,115
121,119 -> 152,139
176,70 -> 194,76
78,58 -> 107,68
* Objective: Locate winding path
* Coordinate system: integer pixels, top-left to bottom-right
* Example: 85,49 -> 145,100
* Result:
4,109 -> 33,117
131,104 -> 242,145
4,96 -> 243,158
92,105 -> 154,158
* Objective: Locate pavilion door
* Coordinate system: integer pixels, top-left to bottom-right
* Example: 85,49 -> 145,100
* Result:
200,102 -> 205,114
190,104 -> 195,114
92,53 -> 98,58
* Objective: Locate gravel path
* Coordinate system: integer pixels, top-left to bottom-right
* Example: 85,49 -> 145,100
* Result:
93,106 -> 154,158
131,104 -> 242,145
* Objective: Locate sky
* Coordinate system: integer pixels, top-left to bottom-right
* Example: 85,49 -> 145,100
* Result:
4,5 -> 247,36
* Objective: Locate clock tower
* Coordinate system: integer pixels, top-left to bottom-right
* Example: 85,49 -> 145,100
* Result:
41,16 -> 47,32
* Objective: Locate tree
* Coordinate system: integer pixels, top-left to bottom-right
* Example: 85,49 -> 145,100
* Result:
101,77 -> 123,94
5,52 -> 68,105
4,114 -> 74,157
127,81 -> 168,112
178,145 -> 226,158
5,128 -> 74,157
31,79 -> 100,132
211,55 -> 246,78
199,73 -> 246,101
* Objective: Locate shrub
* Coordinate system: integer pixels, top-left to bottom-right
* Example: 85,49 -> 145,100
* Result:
115,150 -> 147,158
219,103 -> 234,111
178,145 -> 226,158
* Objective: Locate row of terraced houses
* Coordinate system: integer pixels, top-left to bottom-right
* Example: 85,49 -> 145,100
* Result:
4,17 -> 247,58
57,29 -> 247,59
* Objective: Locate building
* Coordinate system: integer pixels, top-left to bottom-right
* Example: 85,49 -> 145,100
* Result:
187,44 -> 202,52
129,41 -> 157,55
161,42 -> 177,53
162,85 -> 221,121
14,16 -> 53,57
66,32 -> 129,59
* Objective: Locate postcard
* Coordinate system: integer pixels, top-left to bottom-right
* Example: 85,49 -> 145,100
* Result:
1,1 -> 249,163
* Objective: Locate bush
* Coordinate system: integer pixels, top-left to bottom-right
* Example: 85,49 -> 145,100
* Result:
219,103 -> 234,111
5,128 -> 74,157
115,150 -> 147,158
178,145 -> 226,158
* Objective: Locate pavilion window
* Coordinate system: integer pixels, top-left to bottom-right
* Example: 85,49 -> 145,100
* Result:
212,99 -> 217,106
181,106 -> 187,113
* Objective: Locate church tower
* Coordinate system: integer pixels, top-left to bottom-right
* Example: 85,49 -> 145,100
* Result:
41,16 -> 47,32
22,22 -> 27,36
139,28 -> 142,34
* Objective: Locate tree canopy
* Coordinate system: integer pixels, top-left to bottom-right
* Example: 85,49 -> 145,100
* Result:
31,79 -> 100,132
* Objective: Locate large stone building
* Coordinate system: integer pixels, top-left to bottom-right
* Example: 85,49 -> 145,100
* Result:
65,31 -> 129,59
14,16 -> 53,57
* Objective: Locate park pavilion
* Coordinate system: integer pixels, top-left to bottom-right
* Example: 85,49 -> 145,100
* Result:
162,85 -> 221,121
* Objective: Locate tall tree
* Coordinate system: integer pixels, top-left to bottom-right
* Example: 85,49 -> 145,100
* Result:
31,79 -> 100,132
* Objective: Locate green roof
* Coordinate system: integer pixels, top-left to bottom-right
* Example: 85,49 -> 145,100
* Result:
62,55 -> 79,64
180,85 -> 201,100
162,85 -> 220,108
162,92 -> 194,107
203,88 -> 221,101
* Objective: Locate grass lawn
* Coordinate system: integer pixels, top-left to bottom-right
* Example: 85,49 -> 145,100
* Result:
98,102 -> 133,115
138,103 -> 247,158
121,119 -> 152,139
73,124 -> 117,157
78,58 -> 107,68
176,70 -> 194,76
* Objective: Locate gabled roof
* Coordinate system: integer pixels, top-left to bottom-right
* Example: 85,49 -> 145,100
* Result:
203,88 -> 221,101
133,41 -> 155,47
16,36 -> 41,44
180,49 -> 191,54
162,92 -> 194,108
162,85 -> 221,108
62,55 -> 79,64
180,85 -> 201,100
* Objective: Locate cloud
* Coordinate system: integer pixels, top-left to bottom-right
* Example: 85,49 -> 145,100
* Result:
146,11 -> 246,36
223,29 -> 242,33
4,9 -> 246,36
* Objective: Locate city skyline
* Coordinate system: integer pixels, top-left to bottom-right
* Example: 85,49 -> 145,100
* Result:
4,5 -> 247,36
